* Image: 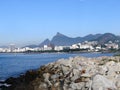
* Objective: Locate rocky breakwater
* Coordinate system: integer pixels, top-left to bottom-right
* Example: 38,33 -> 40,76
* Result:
2,56 -> 120,90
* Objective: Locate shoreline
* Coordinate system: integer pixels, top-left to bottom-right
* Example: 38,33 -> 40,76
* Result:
0,51 -> 116,56
1,56 -> 120,90
0,49 -> 118,54
0,52 -> 115,81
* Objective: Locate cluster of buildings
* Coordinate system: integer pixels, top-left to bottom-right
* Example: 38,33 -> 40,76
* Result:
0,44 -> 53,53
70,41 -> 119,52
0,41 -> 119,53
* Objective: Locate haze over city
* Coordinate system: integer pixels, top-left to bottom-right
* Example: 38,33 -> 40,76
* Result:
0,0 -> 120,46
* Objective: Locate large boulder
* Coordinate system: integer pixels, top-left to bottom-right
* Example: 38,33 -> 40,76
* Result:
92,74 -> 116,90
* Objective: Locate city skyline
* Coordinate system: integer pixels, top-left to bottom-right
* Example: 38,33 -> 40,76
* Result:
0,0 -> 120,46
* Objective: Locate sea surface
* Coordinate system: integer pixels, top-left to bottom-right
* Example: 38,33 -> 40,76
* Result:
0,52 -> 114,81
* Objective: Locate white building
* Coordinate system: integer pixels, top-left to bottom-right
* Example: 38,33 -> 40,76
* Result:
70,44 -> 79,49
105,43 -> 119,49
80,44 -> 94,50
54,46 -> 64,51
43,45 -> 52,51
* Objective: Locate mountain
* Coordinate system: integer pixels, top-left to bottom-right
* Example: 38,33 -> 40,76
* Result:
39,32 -> 104,46
39,39 -> 51,47
95,33 -> 117,44
82,34 -> 102,41
50,32 -> 103,46
83,34 -> 102,41
24,32 -> 120,48
51,32 -> 81,46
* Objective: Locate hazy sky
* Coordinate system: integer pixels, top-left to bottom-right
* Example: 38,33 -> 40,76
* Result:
0,0 -> 120,46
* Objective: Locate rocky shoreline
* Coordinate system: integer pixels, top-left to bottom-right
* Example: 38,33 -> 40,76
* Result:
1,56 -> 120,90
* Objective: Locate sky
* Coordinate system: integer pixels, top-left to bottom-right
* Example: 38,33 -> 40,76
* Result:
0,0 -> 120,46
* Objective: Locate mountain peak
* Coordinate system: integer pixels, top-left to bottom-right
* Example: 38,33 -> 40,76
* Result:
96,33 -> 117,44
44,38 -> 50,42
103,33 -> 115,36
56,32 -> 64,36
39,39 -> 51,47
57,32 -> 60,34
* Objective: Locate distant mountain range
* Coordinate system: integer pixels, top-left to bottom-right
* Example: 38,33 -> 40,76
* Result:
23,32 -> 120,48
1,32 -> 119,48
0,46 -> 9,48
94,33 -> 119,44
50,32 -> 102,46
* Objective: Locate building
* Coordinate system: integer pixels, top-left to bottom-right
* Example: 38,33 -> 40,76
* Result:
43,45 -> 52,51
54,46 -> 64,51
105,43 -> 119,50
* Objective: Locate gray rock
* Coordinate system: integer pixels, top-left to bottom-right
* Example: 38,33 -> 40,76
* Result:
85,80 -> 92,90
43,73 -> 52,86
116,75 -> 120,89
51,74 -> 59,81
69,82 -> 85,90
61,65 -> 71,75
92,74 -> 116,90
70,69 -> 81,82
39,83 -> 48,90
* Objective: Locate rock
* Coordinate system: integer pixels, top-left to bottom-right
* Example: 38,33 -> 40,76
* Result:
70,69 -> 81,82
61,65 -> 71,75
43,73 -> 50,80
116,80 -> 120,89
63,83 -> 69,90
38,83 -> 48,90
98,66 -> 108,75
92,74 -> 116,90
116,75 -> 120,89
43,73 -> 52,86
69,82 -> 85,90
57,58 -> 72,68
50,74 -> 60,82
85,80 -> 92,90
81,73 -> 91,78
54,82 -> 60,87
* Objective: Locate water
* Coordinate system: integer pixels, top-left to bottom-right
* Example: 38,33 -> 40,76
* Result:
0,52 -> 114,81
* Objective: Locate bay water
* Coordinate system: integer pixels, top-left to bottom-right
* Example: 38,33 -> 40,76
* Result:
0,52 -> 114,81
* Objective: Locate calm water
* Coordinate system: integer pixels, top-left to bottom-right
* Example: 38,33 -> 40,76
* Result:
0,52 -> 114,81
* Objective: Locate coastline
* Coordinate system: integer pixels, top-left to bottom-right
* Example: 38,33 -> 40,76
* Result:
1,56 -> 120,90
0,50 -> 116,55
0,52 -> 114,82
